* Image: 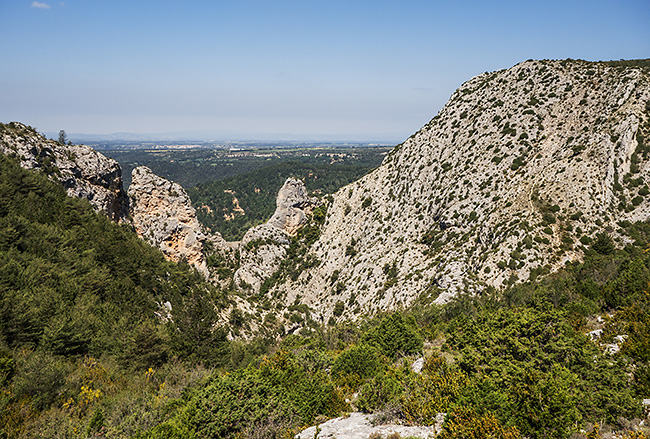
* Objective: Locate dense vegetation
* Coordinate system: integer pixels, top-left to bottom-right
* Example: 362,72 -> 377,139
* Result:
1,150 -> 649,438
188,159 -> 384,241
0,155 -> 234,437
135,219 -> 650,438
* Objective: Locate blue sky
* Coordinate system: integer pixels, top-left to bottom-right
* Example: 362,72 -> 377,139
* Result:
0,0 -> 648,141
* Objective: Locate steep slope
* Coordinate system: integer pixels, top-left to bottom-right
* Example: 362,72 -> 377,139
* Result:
0,122 -> 128,221
0,154 -> 227,361
271,59 -> 650,319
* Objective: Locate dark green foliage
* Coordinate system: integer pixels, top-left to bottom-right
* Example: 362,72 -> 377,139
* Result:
602,58 -> 650,69
446,305 -> 640,437
345,243 -> 357,256
383,261 -> 399,289
58,130 -> 68,145
153,351 -> 347,439
333,300 -> 345,317
331,343 -> 382,381
541,211 -> 556,225
592,232 -> 615,255
363,313 -> 423,359
0,349 -> 14,387
121,321 -> 170,370
11,350 -> 69,411
0,154 -> 230,431
510,156 -> 525,171
501,122 -> 517,136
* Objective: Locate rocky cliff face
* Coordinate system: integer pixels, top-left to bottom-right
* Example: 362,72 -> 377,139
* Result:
269,59 -> 650,320
128,166 -> 220,277
0,123 -> 128,221
235,177 -> 316,292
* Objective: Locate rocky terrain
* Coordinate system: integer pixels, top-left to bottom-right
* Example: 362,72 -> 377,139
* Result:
296,412 -> 443,439
125,168 -> 318,290
263,59 -> 650,320
128,166 -> 221,277
235,177 -> 317,292
0,122 -> 128,221
3,60 -> 650,327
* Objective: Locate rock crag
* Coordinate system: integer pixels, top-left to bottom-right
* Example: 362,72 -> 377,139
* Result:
0,123 -> 128,221
128,166 -> 220,277
235,177 -> 316,292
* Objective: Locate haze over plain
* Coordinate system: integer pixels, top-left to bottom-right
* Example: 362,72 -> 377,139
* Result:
0,0 -> 648,141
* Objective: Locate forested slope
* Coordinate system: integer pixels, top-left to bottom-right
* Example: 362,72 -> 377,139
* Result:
0,155 -> 231,437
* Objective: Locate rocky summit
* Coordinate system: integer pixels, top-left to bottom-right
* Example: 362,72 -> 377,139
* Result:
0,123 -> 128,221
264,59 -> 650,320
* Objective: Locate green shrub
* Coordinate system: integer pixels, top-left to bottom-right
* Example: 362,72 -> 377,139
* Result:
363,313 -> 423,359
592,233 -> 614,255
331,343 -> 382,386
333,300 -> 345,317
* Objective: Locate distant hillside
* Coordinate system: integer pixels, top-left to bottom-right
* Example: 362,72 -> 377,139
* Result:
268,59 -> 650,319
188,160 -> 384,241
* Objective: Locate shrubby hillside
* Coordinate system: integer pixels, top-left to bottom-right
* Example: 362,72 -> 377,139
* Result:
135,236 -> 650,438
0,154 -> 233,437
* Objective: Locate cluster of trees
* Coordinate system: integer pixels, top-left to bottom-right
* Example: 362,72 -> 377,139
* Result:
0,155 -> 234,437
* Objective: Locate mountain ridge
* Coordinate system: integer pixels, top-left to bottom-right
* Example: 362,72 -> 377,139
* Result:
263,58 -> 650,320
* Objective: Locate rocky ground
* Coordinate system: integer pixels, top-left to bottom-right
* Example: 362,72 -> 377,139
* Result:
295,412 -> 443,439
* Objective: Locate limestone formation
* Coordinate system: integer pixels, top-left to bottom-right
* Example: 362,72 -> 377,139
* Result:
267,177 -> 314,234
0,123 -> 128,221
234,177 -> 315,292
295,411 -> 444,439
272,59 -> 650,319
128,166 -> 219,277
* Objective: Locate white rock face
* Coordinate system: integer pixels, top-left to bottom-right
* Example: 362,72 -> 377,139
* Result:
272,59 -> 650,319
235,177 -> 315,292
295,412 -> 443,439
0,123 -> 128,221
128,166 -> 220,277
268,177 -> 314,234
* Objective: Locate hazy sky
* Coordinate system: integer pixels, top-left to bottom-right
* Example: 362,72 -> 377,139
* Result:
1,0 -> 648,141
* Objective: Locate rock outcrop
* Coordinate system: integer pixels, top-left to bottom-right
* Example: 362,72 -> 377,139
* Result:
128,166 -> 220,277
269,59 -> 650,320
267,177 -> 314,234
0,122 -> 128,221
235,177 -> 316,292
295,412 -> 444,439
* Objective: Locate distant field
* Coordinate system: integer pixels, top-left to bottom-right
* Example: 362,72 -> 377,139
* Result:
104,144 -> 393,189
